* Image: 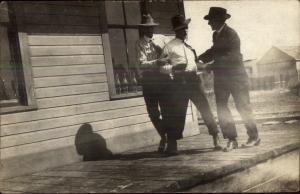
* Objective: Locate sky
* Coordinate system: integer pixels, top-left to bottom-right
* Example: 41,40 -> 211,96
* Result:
184,0 -> 300,60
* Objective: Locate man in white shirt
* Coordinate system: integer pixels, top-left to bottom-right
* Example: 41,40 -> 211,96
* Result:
136,14 -> 171,153
159,15 -> 221,155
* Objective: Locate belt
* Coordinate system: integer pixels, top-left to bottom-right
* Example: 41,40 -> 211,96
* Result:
173,71 -> 198,84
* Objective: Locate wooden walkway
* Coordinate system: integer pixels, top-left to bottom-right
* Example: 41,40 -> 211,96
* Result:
0,121 -> 299,193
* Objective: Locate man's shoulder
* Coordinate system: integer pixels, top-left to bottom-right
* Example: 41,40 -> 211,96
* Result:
223,25 -> 239,37
165,38 -> 180,47
153,34 -> 172,44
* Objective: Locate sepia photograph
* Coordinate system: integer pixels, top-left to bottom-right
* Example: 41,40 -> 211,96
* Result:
0,0 -> 299,193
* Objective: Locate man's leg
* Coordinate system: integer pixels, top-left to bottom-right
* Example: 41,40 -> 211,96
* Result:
142,84 -> 165,140
214,83 -> 237,139
163,80 -> 189,155
188,76 -> 219,135
188,74 -> 221,149
231,81 -> 260,146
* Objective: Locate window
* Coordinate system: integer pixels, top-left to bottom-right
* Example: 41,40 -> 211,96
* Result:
105,1 -> 142,99
105,0 -> 184,99
0,1 -> 36,114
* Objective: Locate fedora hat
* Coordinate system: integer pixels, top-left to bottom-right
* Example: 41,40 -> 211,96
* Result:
138,14 -> 159,26
204,7 -> 231,20
171,14 -> 191,31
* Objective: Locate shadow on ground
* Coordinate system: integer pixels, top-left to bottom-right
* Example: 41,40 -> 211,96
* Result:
75,123 -> 113,161
75,123 -> 219,161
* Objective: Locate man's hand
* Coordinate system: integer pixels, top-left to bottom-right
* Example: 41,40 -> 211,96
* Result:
196,60 -> 206,70
185,65 -> 197,72
157,57 -> 170,66
159,64 -> 173,74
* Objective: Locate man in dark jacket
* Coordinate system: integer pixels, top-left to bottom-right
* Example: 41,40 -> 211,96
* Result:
198,7 -> 260,152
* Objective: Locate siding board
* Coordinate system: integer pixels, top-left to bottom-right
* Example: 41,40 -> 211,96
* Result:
1,98 -> 145,125
28,35 -> 102,45
30,45 -> 104,56
31,55 -> 104,67
35,83 -> 108,98
32,64 -> 106,77
34,74 -> 107,88
1,106 -> 148,136
37,93 -> 110,109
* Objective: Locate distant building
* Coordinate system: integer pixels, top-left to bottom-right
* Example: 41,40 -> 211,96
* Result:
244,59 -> 258,77
256,46 -> 300,88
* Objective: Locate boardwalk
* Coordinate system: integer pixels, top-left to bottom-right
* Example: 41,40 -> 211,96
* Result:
0,121 -> 299,193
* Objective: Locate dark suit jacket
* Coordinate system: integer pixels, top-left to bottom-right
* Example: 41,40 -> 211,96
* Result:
198,24 -> 246,76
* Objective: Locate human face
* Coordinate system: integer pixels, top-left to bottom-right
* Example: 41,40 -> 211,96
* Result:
142,26 -> 154,38
208,19 -> 223,31
175,27 -> 188,41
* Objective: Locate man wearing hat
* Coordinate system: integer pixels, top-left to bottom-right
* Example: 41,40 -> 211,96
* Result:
159,15 -> 221,155
198,7 -> 260,152
136,14 -> 171,153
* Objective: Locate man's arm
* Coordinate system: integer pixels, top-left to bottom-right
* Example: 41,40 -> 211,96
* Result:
158,44 -> 173,74
198,47 -> 214,64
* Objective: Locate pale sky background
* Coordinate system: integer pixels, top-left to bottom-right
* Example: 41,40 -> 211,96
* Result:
184,0 -> 300,60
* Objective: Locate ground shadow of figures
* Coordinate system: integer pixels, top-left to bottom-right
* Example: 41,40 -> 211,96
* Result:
75,123 -> 113,161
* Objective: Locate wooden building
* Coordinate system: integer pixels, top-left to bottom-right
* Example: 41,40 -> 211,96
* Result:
0,0 -> 200,179
257,46 -> 300,89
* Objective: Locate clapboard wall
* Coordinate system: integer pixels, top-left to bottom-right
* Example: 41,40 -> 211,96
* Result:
0,1 -> 199,179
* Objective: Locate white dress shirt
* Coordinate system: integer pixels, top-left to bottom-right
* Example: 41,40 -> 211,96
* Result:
161,38 -> 197,72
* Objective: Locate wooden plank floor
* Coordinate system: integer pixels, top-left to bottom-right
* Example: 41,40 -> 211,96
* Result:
0,121 -> 299,193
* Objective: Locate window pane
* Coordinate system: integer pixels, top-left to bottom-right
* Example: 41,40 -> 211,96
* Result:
124,1 -> 141,25
125,28 -> 139,71
108,28 -> 128,71
105,1 -> 125,25
0,1 -> 9,23
0,25 -> 19,105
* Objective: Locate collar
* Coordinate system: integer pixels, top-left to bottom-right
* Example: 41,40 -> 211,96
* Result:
174,37 -> 185,43
216,23 -> 226,34
144,35 -> 153,43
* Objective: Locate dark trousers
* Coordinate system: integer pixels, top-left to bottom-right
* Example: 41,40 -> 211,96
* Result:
214,75 -> 258,140
142,73 -> 171,139
165,72 -> 219,140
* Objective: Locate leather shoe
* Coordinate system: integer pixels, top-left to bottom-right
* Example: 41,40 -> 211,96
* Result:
242,137 -> 261,148
164,139 -> 178,155
213,134 -> 222,150
223,139 -> 238,152
157,138 -> 166,153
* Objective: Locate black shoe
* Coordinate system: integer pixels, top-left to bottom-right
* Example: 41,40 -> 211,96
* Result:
164,140 -> 178,156
157,139 -> 166,153
242,137 -> 261,148
223,139 -> 238,152
213,134 -> 223,151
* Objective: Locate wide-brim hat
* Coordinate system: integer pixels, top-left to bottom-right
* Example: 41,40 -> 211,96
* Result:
204,7 -> 231,20
138,14 -> 159,26
171,14 -> 191,31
